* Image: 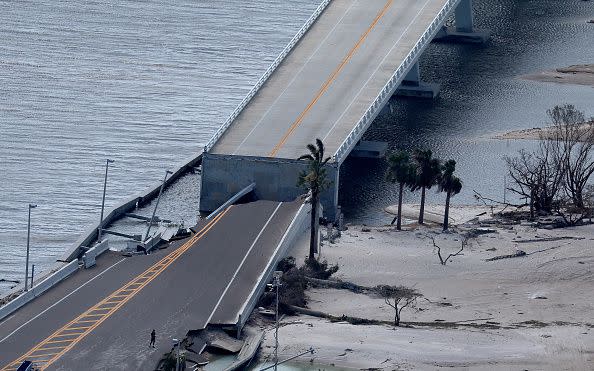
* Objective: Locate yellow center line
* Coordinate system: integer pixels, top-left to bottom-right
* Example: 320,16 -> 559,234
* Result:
2,209 -> 230,371
63,326 -> 91,331
35,346 -> 67,352
25,353 -> 58,359
268,0 -> 393,157
43,339 -> 71,345
50,334 -> 79,339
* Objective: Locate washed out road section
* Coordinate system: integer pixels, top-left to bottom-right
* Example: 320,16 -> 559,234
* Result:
0,200 -> 301,370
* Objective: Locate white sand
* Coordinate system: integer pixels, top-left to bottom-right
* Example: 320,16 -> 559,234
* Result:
520,64 -> 594,87
494,121 -> 594,141
252,207 -> 594,370
384,203 -> 503,225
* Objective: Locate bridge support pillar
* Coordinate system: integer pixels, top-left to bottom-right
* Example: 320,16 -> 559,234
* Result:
434,0 -> 490,44
394,62 -> 440,99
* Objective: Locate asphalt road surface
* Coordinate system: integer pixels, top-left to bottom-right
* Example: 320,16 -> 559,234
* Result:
0,200 -> 301,370
211,0 -> 450,159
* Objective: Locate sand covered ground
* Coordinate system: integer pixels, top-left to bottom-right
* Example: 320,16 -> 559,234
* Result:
252,205 -> 594,370
494,121 -> 594,141
521,64 -> 594,87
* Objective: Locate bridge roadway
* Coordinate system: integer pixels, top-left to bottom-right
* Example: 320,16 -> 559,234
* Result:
0,200 -> 301,370
210,0 -> 451,160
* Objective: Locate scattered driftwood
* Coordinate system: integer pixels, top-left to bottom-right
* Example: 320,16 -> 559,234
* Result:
305,277 -> 373,294
514,236 -> 584,243
285,305 -> 506,330
473,189 -> 524,211
430,236 -> 467,265
485,250 -> 526,261
286,304 -> 391,326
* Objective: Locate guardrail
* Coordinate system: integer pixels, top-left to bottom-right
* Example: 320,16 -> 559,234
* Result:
203,0 -> 333,153
60,153 -> 203,262
82,240 -> 110,269
333,0 -> 461,163
235,199 -> 310,333
0,260 -> 79,322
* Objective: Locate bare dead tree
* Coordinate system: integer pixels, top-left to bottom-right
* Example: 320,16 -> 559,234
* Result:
430,236 -> 467,265
503,105 -> 594,224
472,190 -> 522,213
547,105 -> 594,210
504,138 -> 565,217
376,285 -> 421,327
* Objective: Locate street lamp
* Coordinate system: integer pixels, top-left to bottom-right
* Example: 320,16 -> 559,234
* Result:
98,159 -> 115,242
25,204 -> 37,291
172,338 -> 181,371
145,170 -> 173,241
272,270 -> 283,371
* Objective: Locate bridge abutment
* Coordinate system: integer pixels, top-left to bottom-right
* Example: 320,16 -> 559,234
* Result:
434,0 -> 490,44
200,153 -> 340,221
394,62 -> 440,99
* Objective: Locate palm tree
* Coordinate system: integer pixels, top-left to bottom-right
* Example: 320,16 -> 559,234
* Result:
438,160 -> 462,231
410,149 -> 441,224
386,151 -> 414,230
298,138 -> 331,261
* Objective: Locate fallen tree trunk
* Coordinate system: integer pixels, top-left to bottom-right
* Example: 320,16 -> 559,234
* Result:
285,305 -> 505,330
304,277 -> 373,294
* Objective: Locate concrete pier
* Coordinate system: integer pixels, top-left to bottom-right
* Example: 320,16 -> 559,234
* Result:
395,62 -> 440,99
434,0 -> 490,44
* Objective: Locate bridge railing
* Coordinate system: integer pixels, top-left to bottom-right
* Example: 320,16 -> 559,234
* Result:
203,0 -> 333,153
333,0 -> 461,164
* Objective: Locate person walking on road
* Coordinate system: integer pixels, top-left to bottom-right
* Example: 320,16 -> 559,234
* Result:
150,329 -> 156,348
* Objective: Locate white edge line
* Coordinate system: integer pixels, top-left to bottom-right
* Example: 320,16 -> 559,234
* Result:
205,202 -> 284,325
232,0 -> 359,155
322,0 -> 433,144
206,0 -> 332,152
0,257 -> 127,343
235,201 -> 306,324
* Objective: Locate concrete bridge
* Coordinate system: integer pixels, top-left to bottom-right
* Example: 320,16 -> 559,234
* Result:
200,0 -> 489,221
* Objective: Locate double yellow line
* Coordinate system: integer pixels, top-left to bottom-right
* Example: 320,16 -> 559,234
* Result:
268,0 -> 393,157
2,208 -> 230,371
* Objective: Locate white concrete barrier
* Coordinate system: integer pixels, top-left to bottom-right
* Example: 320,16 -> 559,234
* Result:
82,240 -> 109,269
0,260 -> 79,322
236,200 -> 310,332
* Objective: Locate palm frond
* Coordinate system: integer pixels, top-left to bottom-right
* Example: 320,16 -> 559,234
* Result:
298,154 -> 314,161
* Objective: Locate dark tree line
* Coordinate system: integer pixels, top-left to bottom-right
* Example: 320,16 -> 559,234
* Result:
386,149 -> 462,231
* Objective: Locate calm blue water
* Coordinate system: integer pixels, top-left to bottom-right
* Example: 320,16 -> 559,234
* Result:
1,0 -> 594,293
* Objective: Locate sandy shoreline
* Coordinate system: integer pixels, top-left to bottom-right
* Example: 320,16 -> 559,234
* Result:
249,205 -> 594,370
494,121 -> 594,141
521,64 -> 594,87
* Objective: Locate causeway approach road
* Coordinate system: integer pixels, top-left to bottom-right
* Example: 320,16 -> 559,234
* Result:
0,200 -> 301,370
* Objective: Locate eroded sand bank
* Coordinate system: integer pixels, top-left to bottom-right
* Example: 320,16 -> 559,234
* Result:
249,205 -> 594,370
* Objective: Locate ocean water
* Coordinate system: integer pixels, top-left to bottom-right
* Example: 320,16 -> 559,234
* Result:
1,0 -> 593,292
0,0 -> 319,291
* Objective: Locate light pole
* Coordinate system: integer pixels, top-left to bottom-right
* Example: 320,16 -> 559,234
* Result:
145,170 -> 172,241
98,159 -> 115,242
25,204 -> 37,291
272,270 -> 283,371
172,338 -> 181,371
